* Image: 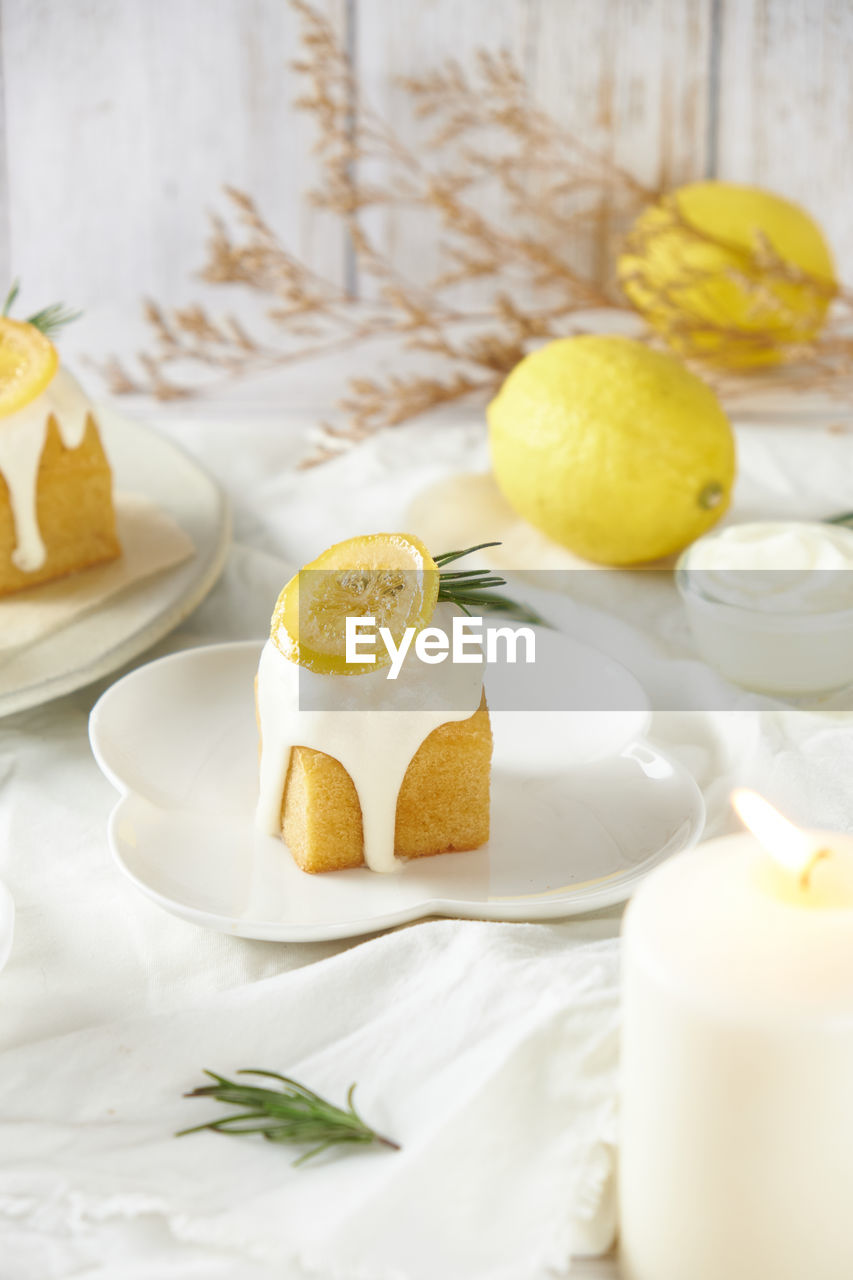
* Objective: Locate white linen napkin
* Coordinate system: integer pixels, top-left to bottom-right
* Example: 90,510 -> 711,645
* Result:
0,920 -> 619,1280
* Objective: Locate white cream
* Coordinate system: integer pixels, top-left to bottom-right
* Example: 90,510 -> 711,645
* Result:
255,604 -> 484,872
0,367 -> 94,572
678,521 -> 853,695
687,521 -> 853,614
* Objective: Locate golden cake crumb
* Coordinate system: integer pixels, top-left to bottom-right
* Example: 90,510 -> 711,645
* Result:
256,684 -> 492,874
0,413 -> 120,597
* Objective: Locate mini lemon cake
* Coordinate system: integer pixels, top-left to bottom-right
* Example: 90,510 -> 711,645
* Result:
259,691 -> 492,874
255,533 -> 497,875
0,317 -> 119,597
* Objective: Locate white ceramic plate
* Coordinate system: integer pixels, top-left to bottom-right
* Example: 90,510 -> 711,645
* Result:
89,641 -> 705,941
0,407 -> 231,718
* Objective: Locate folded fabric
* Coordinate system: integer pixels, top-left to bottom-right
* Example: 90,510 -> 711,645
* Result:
0,921 -> 619,1280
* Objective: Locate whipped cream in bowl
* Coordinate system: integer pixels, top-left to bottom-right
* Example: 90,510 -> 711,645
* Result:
676,521 -> 853,696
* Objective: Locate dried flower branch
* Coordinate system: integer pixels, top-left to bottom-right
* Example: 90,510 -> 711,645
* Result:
96,0 -> 853,466
95,1 -> 650,460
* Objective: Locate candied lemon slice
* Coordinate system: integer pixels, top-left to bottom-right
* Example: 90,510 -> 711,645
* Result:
0,318 -> 58,417
271,532 -> 439,674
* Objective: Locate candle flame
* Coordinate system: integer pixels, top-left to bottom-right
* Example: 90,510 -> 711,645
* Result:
732,790 -> 828,886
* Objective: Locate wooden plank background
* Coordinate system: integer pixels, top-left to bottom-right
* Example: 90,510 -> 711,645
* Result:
0,0 -> 851,323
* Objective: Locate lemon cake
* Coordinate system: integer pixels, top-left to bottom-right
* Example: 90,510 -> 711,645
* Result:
258,687 -> 492,874
255,533 -> 498,875
0,318 -> 120,597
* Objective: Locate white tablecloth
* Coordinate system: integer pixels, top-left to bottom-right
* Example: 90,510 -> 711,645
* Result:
1,359 -> 852,1277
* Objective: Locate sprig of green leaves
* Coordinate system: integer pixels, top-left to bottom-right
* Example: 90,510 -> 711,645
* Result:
177,1069 -> 400,1166
2,279 -> 81,337
436,543 -> 546,625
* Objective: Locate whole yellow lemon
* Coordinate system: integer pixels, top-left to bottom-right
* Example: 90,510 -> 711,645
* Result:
618,181 -> 835,367
487,335 -> 736,565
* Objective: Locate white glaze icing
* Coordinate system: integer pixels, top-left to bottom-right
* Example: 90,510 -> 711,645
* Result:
0,367 -> 94,572
255,603 -> 484,873
0,411 -> 48,570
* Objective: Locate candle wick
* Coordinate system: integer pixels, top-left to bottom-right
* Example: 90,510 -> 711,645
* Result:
800,848 -> 830,890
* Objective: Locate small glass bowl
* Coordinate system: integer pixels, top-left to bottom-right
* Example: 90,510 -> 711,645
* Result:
676,522 -> 853,696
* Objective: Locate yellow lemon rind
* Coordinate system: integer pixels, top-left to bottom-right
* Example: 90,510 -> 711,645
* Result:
271,532 -> 440,675
0,318 -> 59,417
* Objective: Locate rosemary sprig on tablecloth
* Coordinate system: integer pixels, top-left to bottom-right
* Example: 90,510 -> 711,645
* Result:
2,279 -> 81,337
436,543 -> 545,625
177,1070 -> 400,1165
827,511 -> 853,528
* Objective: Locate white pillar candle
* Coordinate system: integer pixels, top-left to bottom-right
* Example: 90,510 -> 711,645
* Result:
620,792 -> 853,1280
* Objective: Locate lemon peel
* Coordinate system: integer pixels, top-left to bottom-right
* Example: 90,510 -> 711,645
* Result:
271,532 -> 439,674
0,318 -> 59,417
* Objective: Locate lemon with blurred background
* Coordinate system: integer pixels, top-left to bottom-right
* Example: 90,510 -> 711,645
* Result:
618,181 -> 835,367
487,334 -> 736,566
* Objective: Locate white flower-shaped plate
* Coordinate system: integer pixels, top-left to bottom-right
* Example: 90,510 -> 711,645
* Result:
89,641 -> 705,941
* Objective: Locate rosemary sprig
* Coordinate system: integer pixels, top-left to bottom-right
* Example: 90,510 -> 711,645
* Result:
2,281 -> 20,317
435,542 -> 545,625
827,511 -> 853,528
25,301 -> 83,338
177,1069 -> 400,1166
2,278 -> 81,337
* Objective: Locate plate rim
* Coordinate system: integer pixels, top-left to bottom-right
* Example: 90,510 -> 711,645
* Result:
91,640 -> 705,941
0,414 -> 232,718
105,754 -> 705,941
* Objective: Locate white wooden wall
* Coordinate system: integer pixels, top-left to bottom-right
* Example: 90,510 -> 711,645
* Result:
1,0 -> 852,322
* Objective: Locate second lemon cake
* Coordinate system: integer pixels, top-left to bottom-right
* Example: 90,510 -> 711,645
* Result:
0,316 -> 120,596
